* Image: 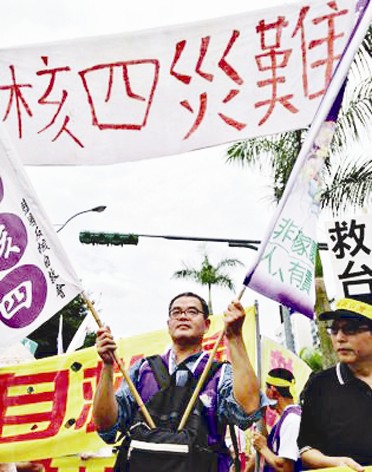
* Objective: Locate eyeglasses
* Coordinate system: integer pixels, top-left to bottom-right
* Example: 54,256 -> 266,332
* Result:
326,324 -> 371,336
169,307 -> 205,319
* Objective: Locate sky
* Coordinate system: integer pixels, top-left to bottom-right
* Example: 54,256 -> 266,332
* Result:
0,0 -> 347,346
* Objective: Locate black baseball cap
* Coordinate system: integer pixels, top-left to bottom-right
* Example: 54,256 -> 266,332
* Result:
319,294 -> 372,322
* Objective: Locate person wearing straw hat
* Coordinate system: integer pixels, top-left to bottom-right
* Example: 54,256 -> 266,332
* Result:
252,368 -> 302,472
93,292 -> 267,471
298,294 -> 372,470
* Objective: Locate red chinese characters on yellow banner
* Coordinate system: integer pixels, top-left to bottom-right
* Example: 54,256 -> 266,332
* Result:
0,310 -> 255,462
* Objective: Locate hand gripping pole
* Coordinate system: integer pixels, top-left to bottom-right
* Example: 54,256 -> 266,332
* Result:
83,294 -> 156,429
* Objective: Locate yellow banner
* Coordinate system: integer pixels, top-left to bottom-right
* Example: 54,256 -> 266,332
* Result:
316,468 -> 372,472
260,336 -> 312,428
261,336 -> 312,399
26,456 -> 116,472
22,457 -> 372,472
0,308 -> 256,462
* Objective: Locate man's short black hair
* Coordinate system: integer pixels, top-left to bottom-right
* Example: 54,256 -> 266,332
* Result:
266,368 -> 295,399
168,292 -> 209,318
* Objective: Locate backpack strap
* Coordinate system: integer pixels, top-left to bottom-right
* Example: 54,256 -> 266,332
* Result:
147,355 -> 171,390
229,424 -> 241,472
146,354 -> 224,391
203,358 -> 224,382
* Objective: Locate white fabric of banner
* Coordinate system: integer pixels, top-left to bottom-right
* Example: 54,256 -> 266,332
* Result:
0,0 -> 356,165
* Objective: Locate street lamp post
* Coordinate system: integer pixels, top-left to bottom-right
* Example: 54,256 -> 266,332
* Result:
56,206 -> 107,233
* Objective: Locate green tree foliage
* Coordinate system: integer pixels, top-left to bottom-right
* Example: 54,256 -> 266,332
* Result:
227,27 -> 372,214
27,294 -> 95,358
172,251 -> 243,315
299,346 -> 324,373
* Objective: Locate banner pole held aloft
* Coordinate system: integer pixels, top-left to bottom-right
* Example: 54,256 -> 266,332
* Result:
83,293 -> 156,429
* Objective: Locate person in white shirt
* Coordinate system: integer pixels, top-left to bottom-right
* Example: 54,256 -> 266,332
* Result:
252,368 -> 301,472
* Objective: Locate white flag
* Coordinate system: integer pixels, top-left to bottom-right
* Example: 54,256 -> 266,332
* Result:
66,314 -> 93,353
57,315 -> 64,355
0,125 -> 82,347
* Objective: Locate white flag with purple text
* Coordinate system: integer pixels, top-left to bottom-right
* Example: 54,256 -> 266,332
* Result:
0,126 -> 82,347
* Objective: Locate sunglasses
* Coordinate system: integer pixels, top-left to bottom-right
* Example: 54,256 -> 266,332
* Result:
326,323 -> 371,336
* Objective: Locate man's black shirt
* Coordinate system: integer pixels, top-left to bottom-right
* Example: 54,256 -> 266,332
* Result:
298,363 -> 372,465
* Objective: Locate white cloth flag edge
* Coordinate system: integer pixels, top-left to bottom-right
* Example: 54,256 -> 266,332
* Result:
66,313 -> 93,353
0,124 -> 83,346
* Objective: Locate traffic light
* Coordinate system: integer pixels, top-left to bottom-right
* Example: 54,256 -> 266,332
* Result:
79,232 -> 139,246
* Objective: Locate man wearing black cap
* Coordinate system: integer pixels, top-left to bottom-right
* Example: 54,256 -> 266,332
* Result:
298,294 -> 372,470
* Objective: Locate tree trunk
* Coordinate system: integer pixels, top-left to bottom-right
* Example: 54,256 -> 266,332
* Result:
314,276 -> 337,368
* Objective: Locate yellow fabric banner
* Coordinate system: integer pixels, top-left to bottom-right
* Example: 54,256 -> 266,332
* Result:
261,336 -> 312,401
260,335 -> 312,428
316,469 -> 372,472
25,456 -> 116,472
0,308 -> 256,462
21,456 -> 372,471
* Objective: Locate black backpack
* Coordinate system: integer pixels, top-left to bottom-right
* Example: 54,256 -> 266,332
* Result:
113,355 -> 231,472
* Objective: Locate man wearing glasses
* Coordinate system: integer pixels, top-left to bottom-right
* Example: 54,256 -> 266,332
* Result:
93,292 -> 265,471
298,294 -> 372,470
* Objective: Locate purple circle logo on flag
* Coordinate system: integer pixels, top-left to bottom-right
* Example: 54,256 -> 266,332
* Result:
0,265 -> 47,328
0,213 -> 28,271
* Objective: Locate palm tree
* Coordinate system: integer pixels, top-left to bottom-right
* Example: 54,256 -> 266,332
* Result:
172,251 -> 243,314
226,27 -> 372,367
227,26 -> 372,210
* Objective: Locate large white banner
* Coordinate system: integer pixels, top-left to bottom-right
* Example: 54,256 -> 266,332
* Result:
0,0 -> 356,165
0,126 -> 82,347
324,213 -> 372,298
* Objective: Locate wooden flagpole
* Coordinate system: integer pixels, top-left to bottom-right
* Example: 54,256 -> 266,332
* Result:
253,299 -> 264,472
83,294 -> 156,429
178,328 -> 224,430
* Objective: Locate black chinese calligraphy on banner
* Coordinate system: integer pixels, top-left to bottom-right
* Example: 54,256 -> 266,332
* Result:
325,214 -> 372,298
